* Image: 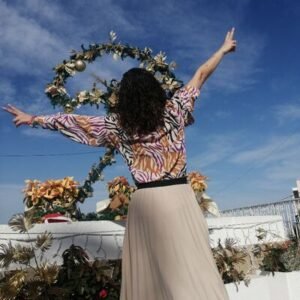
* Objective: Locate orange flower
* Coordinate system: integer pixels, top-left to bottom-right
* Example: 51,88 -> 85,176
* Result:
28,188 -> 42,206
108,176 -> 133,197
61,176 -> 79,190
109,193 -> 129,210
23,179 -> 41,196
188,171 -> 208,192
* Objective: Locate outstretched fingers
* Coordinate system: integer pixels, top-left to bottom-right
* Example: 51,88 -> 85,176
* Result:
225,31 -> 231,41
230,27 -> 235,39
225,27 -> 235,41
2,104 -> 20,116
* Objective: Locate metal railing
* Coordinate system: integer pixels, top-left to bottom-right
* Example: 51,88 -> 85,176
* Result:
220,197 -> 300,238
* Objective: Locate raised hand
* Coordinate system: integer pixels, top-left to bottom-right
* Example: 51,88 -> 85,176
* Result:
220,27 -> 237,54
2,104 -> 34,127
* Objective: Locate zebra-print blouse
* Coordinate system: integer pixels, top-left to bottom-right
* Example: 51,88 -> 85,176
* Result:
34,85 -> 200,183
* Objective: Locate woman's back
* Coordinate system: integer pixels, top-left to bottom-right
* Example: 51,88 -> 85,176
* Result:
104,85 -> 200,183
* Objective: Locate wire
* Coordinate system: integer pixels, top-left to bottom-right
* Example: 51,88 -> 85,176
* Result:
0,151 -> 100,157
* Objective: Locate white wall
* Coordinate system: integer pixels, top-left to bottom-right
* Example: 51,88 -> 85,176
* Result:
226,271 -> 300,300
0,215 -> 286,270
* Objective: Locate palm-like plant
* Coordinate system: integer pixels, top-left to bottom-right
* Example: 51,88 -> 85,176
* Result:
212,238 -> 250,288
0,214 -> 62,299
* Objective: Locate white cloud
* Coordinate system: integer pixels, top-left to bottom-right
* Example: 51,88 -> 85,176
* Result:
0,0 -> 138,76
188,133 -> 241,169
0,1 -> 63,75
0,0 -> 264,92
187,132 -> 300,209
0,0 -> 141,116
138,0 -> 264,92
0,0 -> 68,74
12,0 -> 72,24
273,104 -> 300,124
222,133 -> 300,202
0,80 -> 16,102
231,134 -> 300,165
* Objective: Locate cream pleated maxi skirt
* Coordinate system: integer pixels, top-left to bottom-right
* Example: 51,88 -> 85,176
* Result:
120,183 -> 229,300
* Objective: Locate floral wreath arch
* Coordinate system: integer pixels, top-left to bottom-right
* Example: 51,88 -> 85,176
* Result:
45,31 -> 183,112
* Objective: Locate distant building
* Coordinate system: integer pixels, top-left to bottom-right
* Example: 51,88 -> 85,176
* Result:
96,198 -> 111,213
292,180 -> 300,199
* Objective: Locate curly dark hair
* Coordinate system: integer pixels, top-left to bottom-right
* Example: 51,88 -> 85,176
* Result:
115,68 -> 167,136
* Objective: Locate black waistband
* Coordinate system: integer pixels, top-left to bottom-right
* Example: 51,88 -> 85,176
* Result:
135,177 -> 187,189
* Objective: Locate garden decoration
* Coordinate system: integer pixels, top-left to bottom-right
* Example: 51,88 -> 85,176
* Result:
23,176 -> 80,223
21,172 -> 218,223
188,171 -> 220,216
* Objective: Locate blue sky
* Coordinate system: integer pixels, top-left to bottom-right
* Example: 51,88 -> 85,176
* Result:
0,0 -> 299,223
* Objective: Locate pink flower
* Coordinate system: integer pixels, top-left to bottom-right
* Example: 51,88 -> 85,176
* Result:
99,289 -> 108,298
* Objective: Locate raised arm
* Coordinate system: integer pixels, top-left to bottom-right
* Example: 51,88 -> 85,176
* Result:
2,104 -> 112,147
187,27 -> 237,89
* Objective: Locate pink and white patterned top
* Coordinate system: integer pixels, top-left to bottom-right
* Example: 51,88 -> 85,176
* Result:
34,85 -> 200,183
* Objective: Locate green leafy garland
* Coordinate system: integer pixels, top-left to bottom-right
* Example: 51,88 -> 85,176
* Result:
76,147 -> 116,204
44,32 -> 183,205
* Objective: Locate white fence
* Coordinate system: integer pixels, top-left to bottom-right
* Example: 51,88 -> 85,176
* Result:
220,197 -> 300,238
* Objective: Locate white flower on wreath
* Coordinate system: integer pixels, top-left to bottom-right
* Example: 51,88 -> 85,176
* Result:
154,51 -> 167,65
165,78 -> 181,90
76,90 -> 89,103
64,62 -> 76,76
113,53 -> 119,60
89,88 -> 104,102
146,64 -> 154,72
169,61 -> 177,70
57,86 -> 68,95
110,31 -> 117,42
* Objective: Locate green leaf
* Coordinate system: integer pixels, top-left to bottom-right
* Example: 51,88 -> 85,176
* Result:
0,243 -> 14,268
8,213 -> 33,233
35,231 -> 53,252
13,244 -> 35,264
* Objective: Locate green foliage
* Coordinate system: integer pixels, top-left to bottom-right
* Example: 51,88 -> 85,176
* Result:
53,245 -> 121,299
8,214 -> 33,233
0,243 -> 15,269
76,147 -> 116,204
281,238 -> 300,271
253,228 -> 295,275
268,238 -> 300,273
35,232 -> 53,252
78,205 -> 128,221
0,214 -> 59,300
212,238 -> 249,286
260,248 -> 287,274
